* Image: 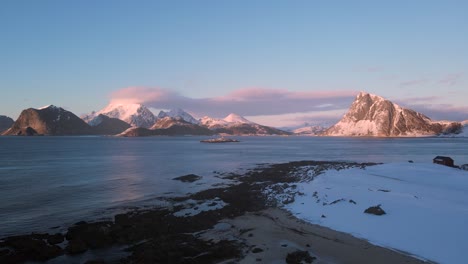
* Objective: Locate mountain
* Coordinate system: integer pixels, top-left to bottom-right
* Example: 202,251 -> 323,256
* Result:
2,105 -> 92,136
119,117 -> 214,137
83,103 -> 157,128
157,108 -> 199,124
293,125 -> 328,135
0,115 -> 14,133
200,113 -> 290,135
323,92 -> 462,137
88,114 -> 131,135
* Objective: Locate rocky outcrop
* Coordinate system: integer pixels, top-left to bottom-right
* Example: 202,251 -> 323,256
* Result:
2,105 -> 92,136
0,115 -> 14,133
323,92 -> 461,137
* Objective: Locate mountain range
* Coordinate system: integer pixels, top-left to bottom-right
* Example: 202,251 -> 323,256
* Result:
1,92 -> 466,137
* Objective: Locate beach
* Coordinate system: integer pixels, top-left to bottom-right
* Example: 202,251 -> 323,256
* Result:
0,161 -> 433,263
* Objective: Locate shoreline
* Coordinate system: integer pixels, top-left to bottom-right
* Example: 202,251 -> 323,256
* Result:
0,161 -> 430,263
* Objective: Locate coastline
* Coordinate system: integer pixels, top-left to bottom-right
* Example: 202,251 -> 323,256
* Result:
0,161 -> 431,263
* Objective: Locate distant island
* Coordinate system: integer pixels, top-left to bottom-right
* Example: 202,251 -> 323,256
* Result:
200,137 -> 240,143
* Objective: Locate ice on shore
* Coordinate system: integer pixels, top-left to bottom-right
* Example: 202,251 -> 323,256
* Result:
280,162 -> 468,264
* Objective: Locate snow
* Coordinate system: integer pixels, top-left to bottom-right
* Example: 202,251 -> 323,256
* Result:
38,105 -> 61,110
200,113 -> 255,128
83,103 -> 157,128
158,108 -> 199,124
223,113 -> 253,124
278,163 -> 468,263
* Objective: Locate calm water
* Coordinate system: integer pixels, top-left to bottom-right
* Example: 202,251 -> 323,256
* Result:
0,136 -> 467,236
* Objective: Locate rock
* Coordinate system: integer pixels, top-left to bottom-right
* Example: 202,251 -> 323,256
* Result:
66,221 -> 113,249
66,239 -> 87,254
286,250 -> 316,263
47,233 -> 64,245
364,205 -> 386,215
84,259 -> 106,264
3,235 -> 63,261
173,174 -> 203,183
349,199 -> 357,204
114,214 -> 132,227
252,247 -> 264,253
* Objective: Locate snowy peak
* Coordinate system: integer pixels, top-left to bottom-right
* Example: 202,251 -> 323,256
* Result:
223,113 -> 253,124
158,108 -> 199,124
83,103 -> 157,128
323,92 -> 461,137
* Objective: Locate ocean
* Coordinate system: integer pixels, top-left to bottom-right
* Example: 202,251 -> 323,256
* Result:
0,136 -> 467,236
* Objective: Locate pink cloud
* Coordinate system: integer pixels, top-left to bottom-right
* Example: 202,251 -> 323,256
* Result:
109,86 -> 358,118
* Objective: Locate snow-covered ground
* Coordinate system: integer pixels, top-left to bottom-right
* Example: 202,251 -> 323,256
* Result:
280,163 -> 468,264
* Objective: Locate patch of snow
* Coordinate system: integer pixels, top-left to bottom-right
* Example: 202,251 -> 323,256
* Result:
277,162 -> 468,263
173,198 -> 227,217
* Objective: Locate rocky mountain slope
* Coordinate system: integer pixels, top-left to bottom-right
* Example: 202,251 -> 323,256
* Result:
158,108 -> 199,124
119,117 -> 214,137
323,92 -> 461,137
88,114 -> 131,135
0,115 -> 14,133
3,105 -> 92,136
83,103 -> 157,128
200,113 -> 290,135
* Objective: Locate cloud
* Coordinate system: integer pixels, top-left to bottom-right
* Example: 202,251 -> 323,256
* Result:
110,86 -> 357,118
438,73 -> 463,86
399,78 -> 429,86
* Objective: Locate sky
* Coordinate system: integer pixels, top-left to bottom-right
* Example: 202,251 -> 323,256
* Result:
1,0 -> 467,127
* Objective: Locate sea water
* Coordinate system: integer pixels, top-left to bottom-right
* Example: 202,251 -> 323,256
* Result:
0,136 -> 467,236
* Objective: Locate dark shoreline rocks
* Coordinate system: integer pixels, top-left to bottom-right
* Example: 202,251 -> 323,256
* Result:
0,160 -> 378,264
173,174 -> 203,182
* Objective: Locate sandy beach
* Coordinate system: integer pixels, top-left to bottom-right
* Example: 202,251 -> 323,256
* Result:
200,208 -> 428,264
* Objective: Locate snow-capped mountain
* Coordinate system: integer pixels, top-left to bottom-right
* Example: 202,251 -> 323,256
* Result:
157,108 -> 199,124
82,103 -> 157,128
3,105 -> 92,136
323,92 -> 462,137
293,125 -> 328,135
119,117 -> 213,137
200,113 -> 289,135
200,113 -> 253,129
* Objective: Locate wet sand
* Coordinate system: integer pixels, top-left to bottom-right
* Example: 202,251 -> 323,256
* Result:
199,208 -> 429,264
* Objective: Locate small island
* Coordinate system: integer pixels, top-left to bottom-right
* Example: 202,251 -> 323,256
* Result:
200,137 -> 240,143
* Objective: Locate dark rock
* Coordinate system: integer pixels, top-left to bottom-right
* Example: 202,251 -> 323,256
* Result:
173,174 -> 203,183
66,221 -> 113,249
47,233 -> 64,245
252,247 -> 264,253
377,189 -> 390,193
114,214 -> 132,227
364,205 -> 386,215
3,235 -> 63,261
84,259 -> 106,264
408,160 -> 414,163
349,199 -> 357,204
66,239 -> 87,254
286,250 -> 316,264
321,214 -> 326,218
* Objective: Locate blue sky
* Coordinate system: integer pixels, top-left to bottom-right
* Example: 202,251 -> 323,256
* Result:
1,0 -> 467,126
